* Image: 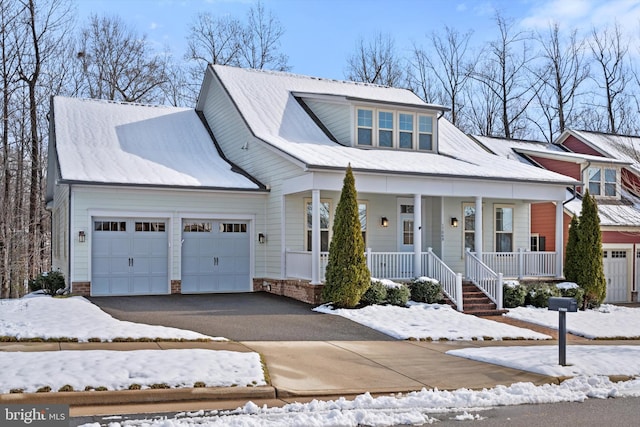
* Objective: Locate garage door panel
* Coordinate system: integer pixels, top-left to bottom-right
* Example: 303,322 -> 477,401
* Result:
181,220 -> 250,293
92,218 -> 168,296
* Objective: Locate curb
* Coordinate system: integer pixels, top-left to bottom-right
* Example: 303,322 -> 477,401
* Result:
0,386 -> 276,406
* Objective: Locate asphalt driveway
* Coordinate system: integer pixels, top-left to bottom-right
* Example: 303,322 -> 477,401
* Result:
89,292 -> 395,341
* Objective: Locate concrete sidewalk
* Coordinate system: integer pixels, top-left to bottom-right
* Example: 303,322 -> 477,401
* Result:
0,336 -> 586,418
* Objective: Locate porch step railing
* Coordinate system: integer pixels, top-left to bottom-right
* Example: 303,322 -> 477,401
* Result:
465,249 -> 503,310
481,249 -> 556,278
423,248 -> 463,311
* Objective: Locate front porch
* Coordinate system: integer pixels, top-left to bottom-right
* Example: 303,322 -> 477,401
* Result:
285,248 -> 560,313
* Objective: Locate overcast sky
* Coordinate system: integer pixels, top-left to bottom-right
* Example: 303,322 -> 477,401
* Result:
75,0 -> 640,80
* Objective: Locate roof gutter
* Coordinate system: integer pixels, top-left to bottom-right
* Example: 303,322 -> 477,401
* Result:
56,179 -> 270,193
305,164 -> 579,187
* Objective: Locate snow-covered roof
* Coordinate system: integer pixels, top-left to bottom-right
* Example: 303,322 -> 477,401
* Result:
52,97 -> 261,189
567,130 -> 640,174
564,188 -> 640,227
209,65 -> 576,185
471,135 -> 566,164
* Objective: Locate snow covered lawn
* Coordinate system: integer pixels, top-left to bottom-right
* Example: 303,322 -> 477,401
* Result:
0,349 -> 266,394
448,345 -> 640,377
314,302 -> 552,340
0,294 -> 220,342
506,304 -> 640,339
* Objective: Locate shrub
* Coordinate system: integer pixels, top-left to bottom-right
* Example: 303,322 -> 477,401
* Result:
28,271 -> 66,296
410,277 -> 443,303
360,280 -> 388,306
525,283 -> 561,308
556,282 -> 585,309
386,284 -> 410,306
322,166 -> 370,308
503,280 -> 527,308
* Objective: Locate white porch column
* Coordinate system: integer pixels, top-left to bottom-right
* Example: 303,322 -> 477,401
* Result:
474,196 -> 483,260
556,200 -> 564,278
413,193 -> 422,278
311,189 -> 321,284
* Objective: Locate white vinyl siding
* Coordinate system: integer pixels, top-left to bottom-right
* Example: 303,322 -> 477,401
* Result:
304,99 -> 351,144
70,186 -> 265,284
51,183 -> 70,279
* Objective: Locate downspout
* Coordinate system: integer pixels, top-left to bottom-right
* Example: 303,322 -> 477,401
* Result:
67,184 -> 72,293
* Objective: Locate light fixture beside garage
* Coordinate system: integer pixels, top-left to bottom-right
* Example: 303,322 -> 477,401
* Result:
78,230 -> 86,243
258,233 -> 266,244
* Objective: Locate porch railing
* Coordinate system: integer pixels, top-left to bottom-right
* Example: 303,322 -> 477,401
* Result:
284,251 -> 329,281
423,248 -> 463,311
481,249 -> 556,279
465,249 -> 503,310
365,249 -> 414,280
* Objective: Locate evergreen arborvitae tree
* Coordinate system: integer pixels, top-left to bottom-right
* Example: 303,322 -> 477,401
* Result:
321,165 -> 370,308
575,191 -> 607,308
563,214 -> 580,284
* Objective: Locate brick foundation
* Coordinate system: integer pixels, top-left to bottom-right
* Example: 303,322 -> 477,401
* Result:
253,278 -> 324,305
171,280 -> 181,294
71,281 -> 91,296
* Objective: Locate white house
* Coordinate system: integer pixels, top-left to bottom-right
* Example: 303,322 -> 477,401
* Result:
46,65 -> 578,311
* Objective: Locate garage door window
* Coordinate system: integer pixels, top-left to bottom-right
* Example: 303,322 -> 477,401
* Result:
184,222 -> 212,232
135,221 -> 165,232
220,223 -> 247,233
95,221 -> 126,231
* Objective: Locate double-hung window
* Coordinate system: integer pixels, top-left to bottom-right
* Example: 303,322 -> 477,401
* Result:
495,205 -> 513,252
357,109 -> 373,146
306,200 -> 331,252
588,166 -> 617,197
418,115 -> 433,150
399,113 -> 414,149
378,111 -> 393,147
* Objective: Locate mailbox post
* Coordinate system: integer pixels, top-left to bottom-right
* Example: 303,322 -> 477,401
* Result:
548,297 -> 578,366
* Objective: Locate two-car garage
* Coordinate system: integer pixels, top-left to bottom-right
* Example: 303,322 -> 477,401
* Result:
91,217 -> 251,296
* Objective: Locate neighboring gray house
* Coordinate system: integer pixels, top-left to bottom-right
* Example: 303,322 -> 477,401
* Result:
46,65 -> 577,310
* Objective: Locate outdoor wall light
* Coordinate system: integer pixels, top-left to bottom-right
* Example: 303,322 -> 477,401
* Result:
450,217 -> 459,228
258,233 -> 266,244
381,217 -> 389,228
78,230 -> 86,243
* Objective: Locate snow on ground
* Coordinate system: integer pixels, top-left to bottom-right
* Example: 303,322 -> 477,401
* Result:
0,294 -> 221,341
314,302 -> 551,340
448,345 -> 640,377
506,304 -> 640,339
0,349 -> 265,393
79,376 -> 640,427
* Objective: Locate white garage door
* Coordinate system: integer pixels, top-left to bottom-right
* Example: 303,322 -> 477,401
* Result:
603,250 -> 628,303
92,218 -> 168,296
181,220 -> 250,293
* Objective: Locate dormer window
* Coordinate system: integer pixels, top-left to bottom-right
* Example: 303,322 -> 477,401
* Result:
587,166 -> 617,197
355,107 -> 435,151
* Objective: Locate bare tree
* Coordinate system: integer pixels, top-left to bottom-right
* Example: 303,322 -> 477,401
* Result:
411,26 -> 475,126
345,32 -> 406,86
76,14 -> 169,103
531,23 -> 589,141
14,0 -> 71,283
470,14 -> 539,139
238,1 -> 289,71
588,22 -> 632,134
